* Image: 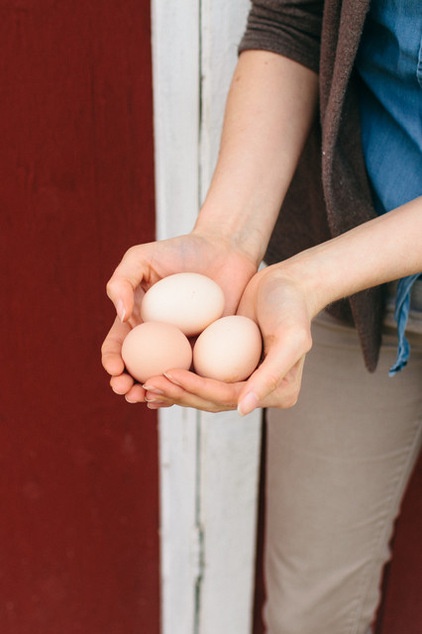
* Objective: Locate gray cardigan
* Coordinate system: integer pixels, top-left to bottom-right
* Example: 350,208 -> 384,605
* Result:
239,0 -> 384,371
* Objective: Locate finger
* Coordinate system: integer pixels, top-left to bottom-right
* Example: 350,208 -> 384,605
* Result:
124,383 -> 147,403
101,317 -> 131,376
145,401 -> 173,410
143,369 -> 243,412
257,356 -> 305,410
110,373 -> 135,395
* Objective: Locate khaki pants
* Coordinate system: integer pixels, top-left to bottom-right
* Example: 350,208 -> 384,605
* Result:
264,311 -> 422,634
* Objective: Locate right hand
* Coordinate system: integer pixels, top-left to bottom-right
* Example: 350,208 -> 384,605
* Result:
101,231 -> 258,402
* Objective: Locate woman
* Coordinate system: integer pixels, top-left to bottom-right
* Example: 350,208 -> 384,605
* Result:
102,1 -> 422,631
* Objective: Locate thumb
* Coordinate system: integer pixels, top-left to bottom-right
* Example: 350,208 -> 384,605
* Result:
106,246 -> 150,322
106,276 -> 135,323
237,328 -> 311,415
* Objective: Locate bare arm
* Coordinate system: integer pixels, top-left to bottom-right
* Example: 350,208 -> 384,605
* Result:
232,196 -> 422,414
102,49 -> 319,401
113,48 -> 422,412
146,196 -> 422,414
192,49 -> 319,267
283,196 -> 422,317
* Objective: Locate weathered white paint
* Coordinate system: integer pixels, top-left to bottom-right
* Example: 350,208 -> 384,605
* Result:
158,407 -> 200,634
151,1 -> 200,240
199,0 -> 250,195
151,1 -> 262,632
196,3 -> 262,633
151,4 -> 201,633
197,411 -> 262,634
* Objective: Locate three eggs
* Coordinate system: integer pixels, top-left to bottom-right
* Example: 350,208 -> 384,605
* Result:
121,272 -> 262,384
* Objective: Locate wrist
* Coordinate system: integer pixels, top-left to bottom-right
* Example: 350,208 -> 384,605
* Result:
270,249 -> 344,320
192,203 -> 270,268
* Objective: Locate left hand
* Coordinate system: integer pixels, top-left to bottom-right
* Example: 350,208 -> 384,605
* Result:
101,231 -> 258,403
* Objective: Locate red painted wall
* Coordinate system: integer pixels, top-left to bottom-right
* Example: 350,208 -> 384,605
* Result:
0,1 -> 159,632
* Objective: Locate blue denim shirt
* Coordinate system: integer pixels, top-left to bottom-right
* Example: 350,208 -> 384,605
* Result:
355,0 -> 422,375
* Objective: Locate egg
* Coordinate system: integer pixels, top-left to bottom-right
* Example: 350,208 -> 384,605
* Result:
193,315 -> 262,382
140,272 -> 225,336
121,321 -> 192,383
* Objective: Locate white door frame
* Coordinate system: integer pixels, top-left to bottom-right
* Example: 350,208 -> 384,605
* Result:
150,1 -> 263,632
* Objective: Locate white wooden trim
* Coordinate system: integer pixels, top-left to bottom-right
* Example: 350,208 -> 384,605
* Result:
151,3 -> 201,632
151,1 -> 262,632
151,0 -> 200,240
197,411 -> 262,634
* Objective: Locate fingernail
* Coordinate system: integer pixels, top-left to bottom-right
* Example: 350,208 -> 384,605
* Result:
147,401 -> 165,409
112,385 -> 126,395
238,391 -> 258,416
142,385 -> 164,395
145,396 -> 164,403
116,299 -> 126,322
162,372 -> 181,386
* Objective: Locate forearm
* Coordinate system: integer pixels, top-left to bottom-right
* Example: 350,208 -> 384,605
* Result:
281,196 -> 422,317
193,49 -> 319,267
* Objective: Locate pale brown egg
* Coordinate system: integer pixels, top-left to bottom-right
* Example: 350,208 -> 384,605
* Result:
140,272 -> 225,336
193,315 -> 262,382
121,321 -> 192,383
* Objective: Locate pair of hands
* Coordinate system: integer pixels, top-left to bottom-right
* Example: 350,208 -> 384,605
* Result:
101,232 -> 314,415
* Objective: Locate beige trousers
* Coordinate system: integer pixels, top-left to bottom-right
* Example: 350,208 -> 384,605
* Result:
264,311 -> 422,634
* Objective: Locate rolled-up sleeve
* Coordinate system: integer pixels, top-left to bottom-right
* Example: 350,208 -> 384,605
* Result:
238,0 -> 324,74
